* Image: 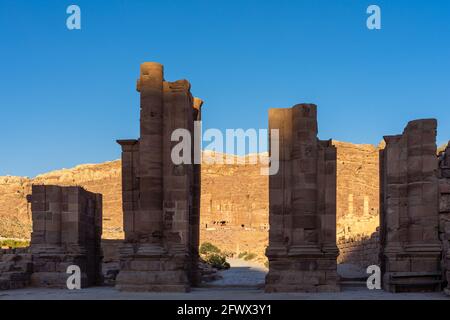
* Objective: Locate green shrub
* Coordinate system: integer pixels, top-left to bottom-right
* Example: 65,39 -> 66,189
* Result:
0,239 -> 30,249
243,252 -> 257,261
199,242 -> 221,255
238,251 -> 248,259
237,251 -> 257,261
221,250 -> 234,258
205,253 -> 230,270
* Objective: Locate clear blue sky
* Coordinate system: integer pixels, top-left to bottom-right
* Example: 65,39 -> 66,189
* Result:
1,0 -> 449,177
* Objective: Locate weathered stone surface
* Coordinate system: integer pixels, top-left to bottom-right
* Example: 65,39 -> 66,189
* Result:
28,185 -> 103,288
0,249 -> 32,290
265,104 -> 339,293
380,119 -> 442,292
438,142 -> 450,295
115,62 -> 201,292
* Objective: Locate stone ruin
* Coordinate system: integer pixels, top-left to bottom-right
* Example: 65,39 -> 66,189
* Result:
380,120 -> 442,292
0,185 -> 102,289
0,61 -> 449,295
438,143 -> 450,294
116,62 -> 202,291
265,104 -> 339,292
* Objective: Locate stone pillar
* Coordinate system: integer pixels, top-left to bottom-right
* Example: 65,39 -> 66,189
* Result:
116,62 -> 202,292
28,185 -> 102,288
380,119 -> 442,292
265,104 -> 339,293
438,142 -> 450,295
191,97 -> 203,285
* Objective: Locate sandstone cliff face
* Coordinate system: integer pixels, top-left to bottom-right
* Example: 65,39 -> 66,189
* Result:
0,144 -> 381,266
0,161 -> 122,239
199,152 -> 269,261
334,141 -> 380,267
334,141 -> 380,239
0,176 -> 31,239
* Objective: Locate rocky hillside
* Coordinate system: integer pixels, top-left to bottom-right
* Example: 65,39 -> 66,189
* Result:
0,143 -> 383,264
0,161 -> 122,239
200,152 -> 269,262
334,141 -> 380,242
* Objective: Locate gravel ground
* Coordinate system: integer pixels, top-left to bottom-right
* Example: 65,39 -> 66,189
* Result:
0,259 -> 448,300
204,258 -> 267,288
1,287 -> 449,300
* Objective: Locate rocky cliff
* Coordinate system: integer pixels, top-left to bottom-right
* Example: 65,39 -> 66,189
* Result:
0,161 -> 122,239
0,143 -> 382,265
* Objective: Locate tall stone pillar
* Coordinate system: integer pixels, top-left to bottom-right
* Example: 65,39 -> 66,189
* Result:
265,104 -> 339,293
438,142 -> 450,295
380,119 -> 442,292
116,63 -> 202,292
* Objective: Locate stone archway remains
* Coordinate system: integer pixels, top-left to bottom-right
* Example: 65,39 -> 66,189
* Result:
113,62 -> 449,293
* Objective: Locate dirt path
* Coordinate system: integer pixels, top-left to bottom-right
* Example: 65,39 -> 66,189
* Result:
205,258 -> 268,288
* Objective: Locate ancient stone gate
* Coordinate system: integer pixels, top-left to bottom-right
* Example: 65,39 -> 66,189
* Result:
113,62 -> 448,293
1,61 -> 448,294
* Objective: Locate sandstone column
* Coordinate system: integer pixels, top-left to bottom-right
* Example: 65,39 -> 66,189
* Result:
438,142 -> 450,295
116,62 -> 202,291
265,104 -> 339,292
380,119 -> 442,292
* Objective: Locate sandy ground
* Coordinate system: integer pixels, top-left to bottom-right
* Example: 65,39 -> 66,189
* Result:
204,258 -> 267,288
1,286 -> 449,300
0,259 -> 448,300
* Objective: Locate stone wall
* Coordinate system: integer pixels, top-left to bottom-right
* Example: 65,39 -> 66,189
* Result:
28,185 -> 103,288
0,185 -> 103,290
0,248 -> 32,290
337,231 -> 380,268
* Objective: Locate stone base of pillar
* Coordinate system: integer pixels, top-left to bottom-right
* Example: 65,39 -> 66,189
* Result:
382,244 -> 443,292
446,249 -> 450,295
29,244 -> 98,288
115,243 -> 191,292
265,246 -> 340,293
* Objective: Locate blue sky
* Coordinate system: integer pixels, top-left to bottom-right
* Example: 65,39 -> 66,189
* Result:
0,0 -> 449,177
